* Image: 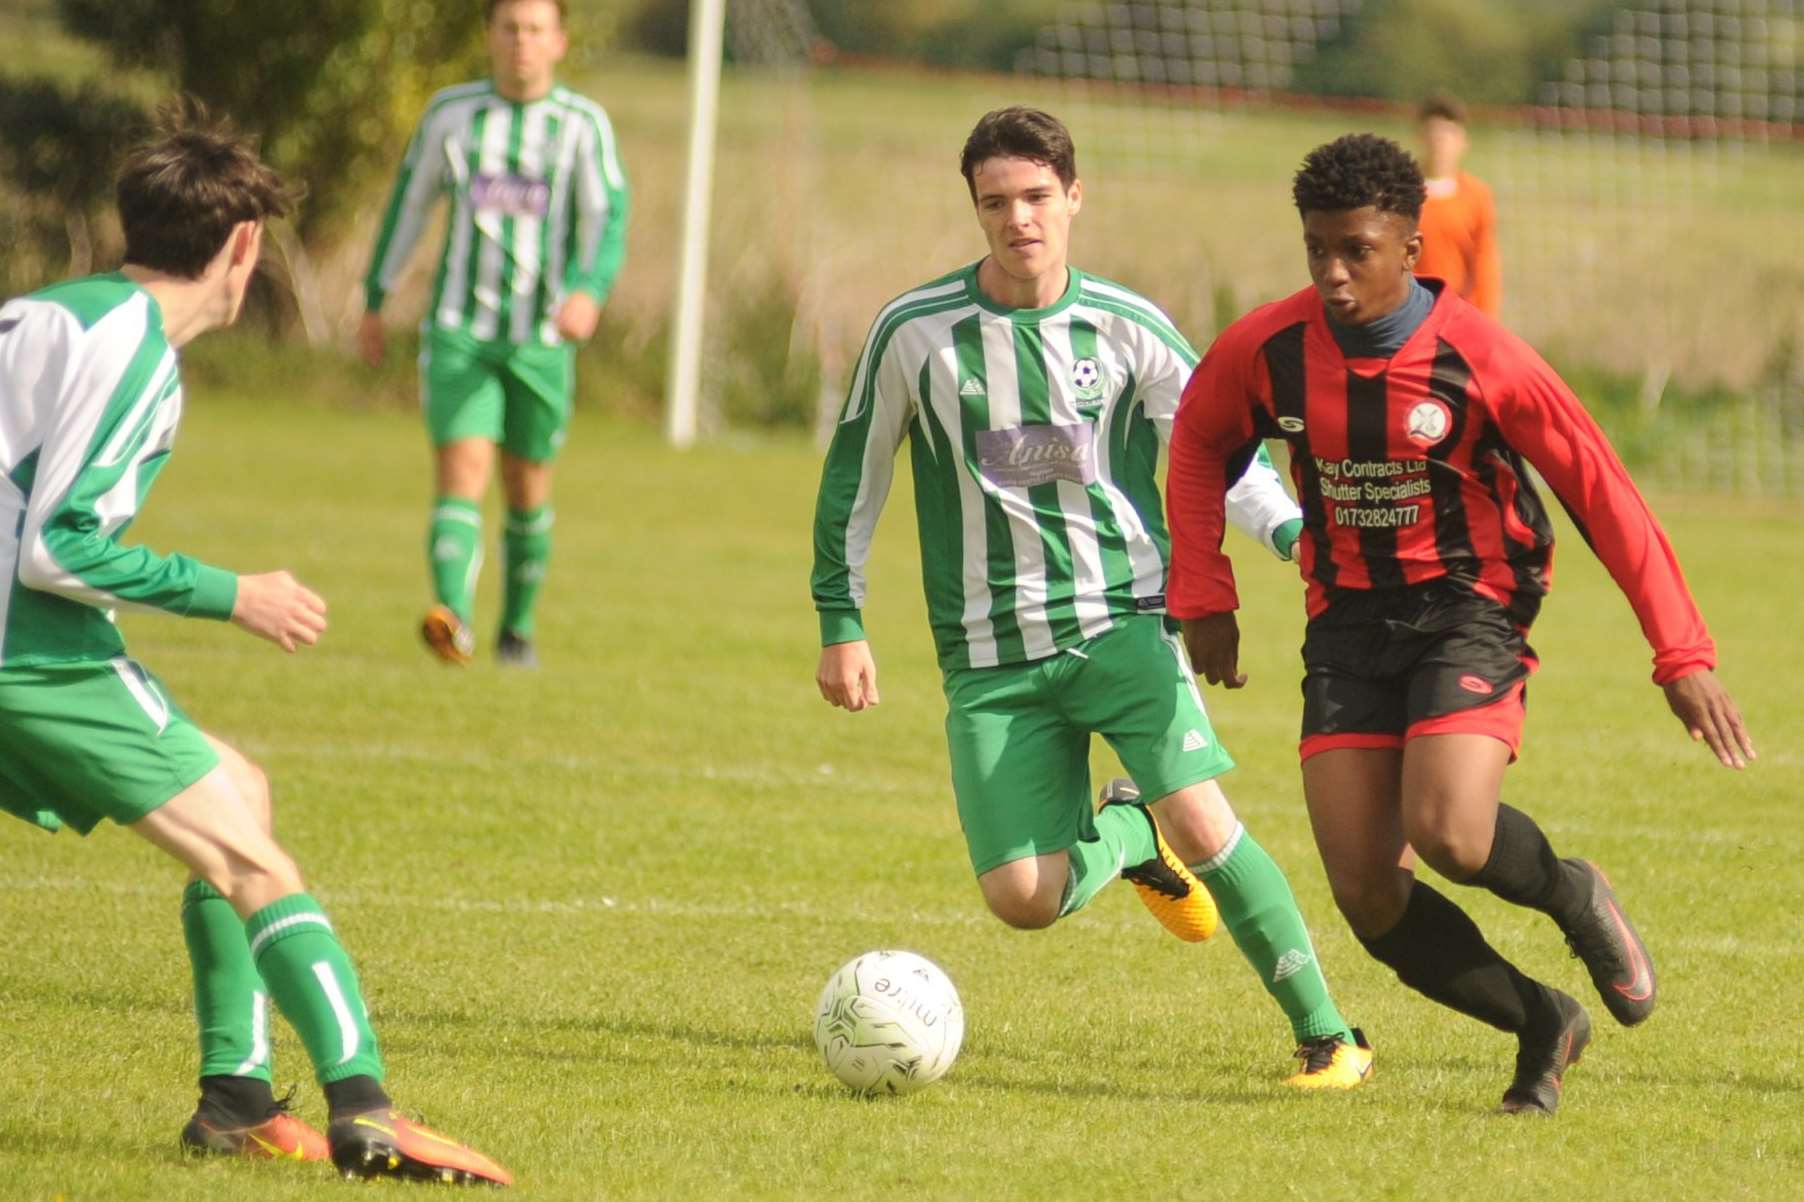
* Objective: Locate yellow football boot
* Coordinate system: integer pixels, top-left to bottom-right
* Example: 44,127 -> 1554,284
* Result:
328,1108 -> 513,1186
1099,778 -> 1219,942
420,604 -> 475,665
180,1096 -> 329,1161
1286,1028 -> 1375,1090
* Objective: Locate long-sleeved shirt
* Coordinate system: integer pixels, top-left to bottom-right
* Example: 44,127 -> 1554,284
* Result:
1416,172 -> 1501,317
1167,282 -> 1714,685
363,79 -> 630,345
0,273 -> 236,668
812,262 -> 1301,672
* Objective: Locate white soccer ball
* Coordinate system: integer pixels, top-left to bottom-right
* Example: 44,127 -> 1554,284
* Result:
812,949 -> 964,1096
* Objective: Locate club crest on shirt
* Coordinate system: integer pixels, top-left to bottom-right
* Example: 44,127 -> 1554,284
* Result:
1070,357 -> 1107,404
1404,399 -> 1451,447
470,173 -> 551,218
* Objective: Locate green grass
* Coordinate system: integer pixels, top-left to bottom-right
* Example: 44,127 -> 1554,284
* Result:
0,395 -> 1800,1200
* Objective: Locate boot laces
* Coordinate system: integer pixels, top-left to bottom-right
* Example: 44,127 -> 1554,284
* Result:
1295,1034 -> 1345,1074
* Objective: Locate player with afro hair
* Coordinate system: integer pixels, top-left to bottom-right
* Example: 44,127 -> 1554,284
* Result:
1290,132 -> 1427,223
1165,129 -> 1752,1115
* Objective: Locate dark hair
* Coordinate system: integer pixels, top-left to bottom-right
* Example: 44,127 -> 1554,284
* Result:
1291,133 -> 1426,222
959,107 -> 1077,200
117,100 -> 298,279
487,0 -> 566,23
1418,91 -> 1469,125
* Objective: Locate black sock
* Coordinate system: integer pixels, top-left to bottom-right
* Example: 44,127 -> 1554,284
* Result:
196,1074 -> 276,1125
1359,881 -> 1558,1034
323,1074 -> 392,1119
1463,803 -> 1586,926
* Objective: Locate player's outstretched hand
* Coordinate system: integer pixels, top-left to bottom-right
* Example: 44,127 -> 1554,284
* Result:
232,571 -> 328,653
357,312 -> 385,368
818,640 -> 881,712
555,293 -> 601,342
1663,668 -> 1755,770
1180,613 -> 1247,689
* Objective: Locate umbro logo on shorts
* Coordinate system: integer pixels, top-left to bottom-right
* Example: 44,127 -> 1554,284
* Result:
1182,728 -> 1209,752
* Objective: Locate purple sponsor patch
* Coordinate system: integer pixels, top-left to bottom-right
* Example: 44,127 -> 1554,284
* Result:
470,173 -> 551,218
974,422 -> 1097,489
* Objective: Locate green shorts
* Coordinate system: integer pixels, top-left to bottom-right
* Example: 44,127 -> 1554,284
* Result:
942,614 -> 1236,876
421,324 -> 574,462
0,659 -> 219,835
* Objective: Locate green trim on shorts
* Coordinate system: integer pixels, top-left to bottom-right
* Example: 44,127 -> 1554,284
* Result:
942,614 -> 1235,876
0,659 -> 220,834
421,323 -> 574,461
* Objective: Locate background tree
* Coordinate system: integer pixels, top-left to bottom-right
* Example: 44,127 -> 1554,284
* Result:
1293,0 -> 1610,105
0,80 -> 145,294
53,0 -> 488,238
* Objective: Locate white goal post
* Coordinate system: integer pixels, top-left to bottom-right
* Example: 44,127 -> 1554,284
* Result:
664,0 -> 726,448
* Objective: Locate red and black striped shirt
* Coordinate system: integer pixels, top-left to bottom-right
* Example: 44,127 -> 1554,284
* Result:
1167,281 -> 1715,685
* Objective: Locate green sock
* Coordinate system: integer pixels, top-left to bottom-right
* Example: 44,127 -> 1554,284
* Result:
1058,802 -> 1158,917
501,504 -> 554,639
246,893 -> 385,1086
182,879 -> 272,1082
428,496 -> 483,624
1194,826 -> 1352,1043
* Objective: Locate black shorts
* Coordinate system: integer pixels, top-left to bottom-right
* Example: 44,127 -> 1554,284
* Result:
1298,581 -> 1536,761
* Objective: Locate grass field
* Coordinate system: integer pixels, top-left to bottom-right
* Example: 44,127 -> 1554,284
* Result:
0,394 -> 1798,1200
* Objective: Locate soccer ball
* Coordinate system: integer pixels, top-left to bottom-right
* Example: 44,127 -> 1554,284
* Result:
812,950 -> 964,1096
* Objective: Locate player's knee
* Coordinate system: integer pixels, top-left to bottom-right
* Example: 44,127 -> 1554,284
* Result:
1329,873 -> 1409,940
221,862 -> 304,913
977,876 -> 1060,930
977,854 -> 1066,929
1402,817 -> 1489,881
203,834 -> 305,911
986,893 -> 1059,930
437,440 -> 494,496
1149,782 -> 1238,864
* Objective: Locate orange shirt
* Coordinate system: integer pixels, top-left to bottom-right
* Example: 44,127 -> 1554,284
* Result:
1416,172 -> 1500,317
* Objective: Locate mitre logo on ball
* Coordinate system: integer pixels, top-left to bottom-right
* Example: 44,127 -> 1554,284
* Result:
813,950 -> 964,1096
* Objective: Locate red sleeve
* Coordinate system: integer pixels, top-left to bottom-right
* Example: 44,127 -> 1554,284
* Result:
1483,334 -> 1715,684
1167,325 -> 1264,619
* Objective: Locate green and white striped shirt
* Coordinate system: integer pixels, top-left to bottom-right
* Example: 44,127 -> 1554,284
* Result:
812,263 -> 1299,672
0,274 -> 236,668
363,79 -> 630,345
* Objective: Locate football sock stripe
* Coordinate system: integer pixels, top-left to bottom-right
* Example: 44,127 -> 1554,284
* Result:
501,504 -> 553,638
247,893 -> 386,1086
182,878 -> 275,1083
1194,828 -> 1352,1042
428,495 -> 483,624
